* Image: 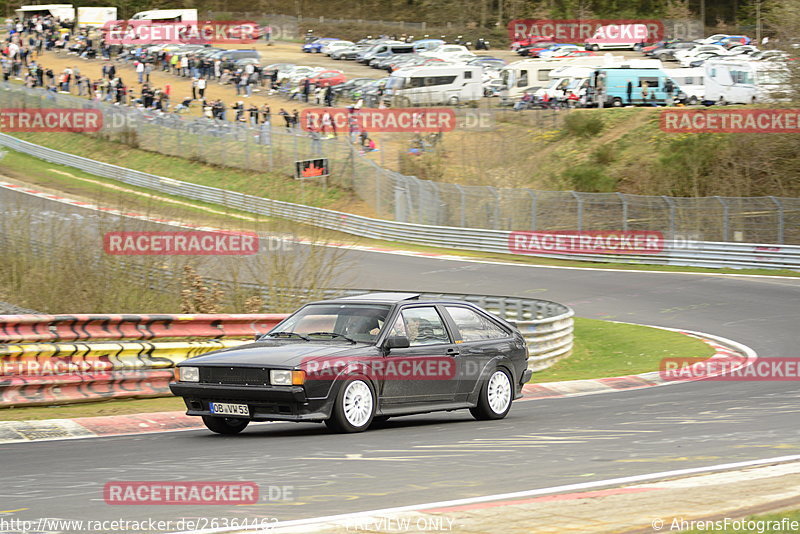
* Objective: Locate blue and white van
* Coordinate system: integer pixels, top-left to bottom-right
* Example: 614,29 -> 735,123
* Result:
589,65 -> 682,106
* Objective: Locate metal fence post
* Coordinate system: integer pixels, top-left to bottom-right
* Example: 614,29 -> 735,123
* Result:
455,184 -> 466,227
715,196 -> 729,242
770,196 -> 784,244
617,192 -> 628,231
571,191 -> 583,231
488,186 -> 500,230
529,190 -> 537,231
662,196 -> 676,240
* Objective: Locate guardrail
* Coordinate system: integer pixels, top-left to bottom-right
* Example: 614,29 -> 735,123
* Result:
0,313 -> 286,343
1,134 -> 798,270
0,292 -> 573,408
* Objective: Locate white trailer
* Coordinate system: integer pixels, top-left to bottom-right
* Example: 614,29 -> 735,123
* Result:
704,59 -> 790,104
386,65 -> 483,105
16,4 -> 75,21
130,9 -> 198,22
666,67 -> 705,104
77,7 -> 117,28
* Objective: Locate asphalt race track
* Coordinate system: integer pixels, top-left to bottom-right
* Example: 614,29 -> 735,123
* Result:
2,185 -> 800,529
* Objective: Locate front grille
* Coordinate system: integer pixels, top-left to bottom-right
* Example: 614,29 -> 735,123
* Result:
199,366 -> 270,386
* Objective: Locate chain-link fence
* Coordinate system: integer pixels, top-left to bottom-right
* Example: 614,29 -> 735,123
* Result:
2,82 -> 798,244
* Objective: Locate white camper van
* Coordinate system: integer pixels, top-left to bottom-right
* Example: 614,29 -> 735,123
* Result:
130,9 -> 198,22
386,65 -> 482,105
501,55 -> 624,98
16,4 -> 75,21
667,67 -> 705,104
704,59 -> 790,104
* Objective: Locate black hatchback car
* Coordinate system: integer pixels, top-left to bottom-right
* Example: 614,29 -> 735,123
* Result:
170,293 -> 531,434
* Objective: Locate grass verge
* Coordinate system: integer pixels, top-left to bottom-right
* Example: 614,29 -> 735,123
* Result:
532,318 -> 715,383
0,397 -> 186,421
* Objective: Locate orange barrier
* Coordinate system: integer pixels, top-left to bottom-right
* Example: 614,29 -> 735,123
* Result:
0,369 -> 174,407
0,314 -> 288,343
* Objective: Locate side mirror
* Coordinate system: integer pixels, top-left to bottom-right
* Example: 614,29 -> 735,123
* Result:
384,336 -> 410,350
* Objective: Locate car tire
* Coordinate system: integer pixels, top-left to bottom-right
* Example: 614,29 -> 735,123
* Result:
396,96 -> 412,107
325,377 -> 376,433
612,97 -> 623,107
202,415 -> 249,435
688,96 -> 698,105
470,368 -> 513,421
591,44 -> 600,51
447,96 -> 459,106
656,53 -> 668,61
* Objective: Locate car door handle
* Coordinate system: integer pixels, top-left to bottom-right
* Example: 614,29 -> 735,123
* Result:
446,348 -> 460,356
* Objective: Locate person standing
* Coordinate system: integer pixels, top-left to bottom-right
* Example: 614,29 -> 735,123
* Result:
626,80 -> 633,105
136,60 -> 144,83
191,77 -> 198,100
197,77 -> 206,99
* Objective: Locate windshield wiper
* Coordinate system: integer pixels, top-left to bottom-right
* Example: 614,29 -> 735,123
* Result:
263,331 -> 310,341
306,332 -> 357,343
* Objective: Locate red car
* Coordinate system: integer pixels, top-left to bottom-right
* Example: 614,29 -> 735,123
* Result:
511,35 -> 555,50
307,70 -> 346,87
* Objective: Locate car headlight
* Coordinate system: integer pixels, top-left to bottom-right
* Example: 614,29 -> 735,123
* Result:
179,366 -> 199,382
270,370 -> 292,386
270,369 -> 306,386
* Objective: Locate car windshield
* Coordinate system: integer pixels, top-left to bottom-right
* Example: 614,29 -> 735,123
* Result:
269,304 -> 391,343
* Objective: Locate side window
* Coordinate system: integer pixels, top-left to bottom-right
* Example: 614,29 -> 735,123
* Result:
445,307 -> 509,342
639,77 -> 660,88
464,71 -> 473,79
393,307 -> 450,346
518,70 -> 528,87
537,69 -> 551,81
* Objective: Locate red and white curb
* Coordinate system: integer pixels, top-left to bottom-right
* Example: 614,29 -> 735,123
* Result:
522,328 -> 756,400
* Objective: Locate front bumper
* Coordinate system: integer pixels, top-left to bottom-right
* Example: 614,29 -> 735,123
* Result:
169,382 -> 333,422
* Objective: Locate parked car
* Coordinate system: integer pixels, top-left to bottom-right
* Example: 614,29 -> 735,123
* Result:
483,78 -> 506,97
468,57 -> 507,69
516,41 -> 559,56
307,70 -> 346,87
675,44 -> 729,67
331,77 -> 374,99
321,40 -> 354,55
303,37 -> 340,53
645,41 -> 696,60
510,35 -> 555,51
536,44 -> 583,58
171,293 -> 531,434
331,46 -> 364,60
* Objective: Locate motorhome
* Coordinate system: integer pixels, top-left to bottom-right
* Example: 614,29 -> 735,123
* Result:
589,65 -> 683,106
385,65 -> 483,105
130,9 -> 198,22
15,4 -> 75,21
501,55 -> 624,98
667,67 -> 705,104
535,65 -> 595,99
704,59 -> 790,104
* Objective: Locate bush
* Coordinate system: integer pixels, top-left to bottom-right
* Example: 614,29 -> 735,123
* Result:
562,113 -> 605,139
562,164 -> 617,192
